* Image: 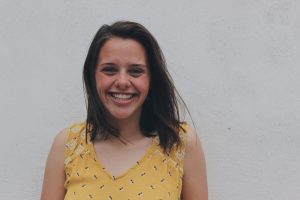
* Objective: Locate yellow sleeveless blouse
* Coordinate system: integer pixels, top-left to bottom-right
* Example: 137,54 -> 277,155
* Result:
64,122 -> 187,200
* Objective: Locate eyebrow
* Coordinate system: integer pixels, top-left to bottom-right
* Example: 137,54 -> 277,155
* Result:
99,63 -> 147,68
129,64 -> 147,68
99,62 -> 115,66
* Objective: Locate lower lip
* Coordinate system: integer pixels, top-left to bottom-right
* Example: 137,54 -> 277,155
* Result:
108,94 -> 136,106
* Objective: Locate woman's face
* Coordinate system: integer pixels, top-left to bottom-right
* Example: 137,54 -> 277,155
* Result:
95,37 -> 150,121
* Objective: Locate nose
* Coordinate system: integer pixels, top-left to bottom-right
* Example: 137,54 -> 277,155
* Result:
115,72 -> 130,89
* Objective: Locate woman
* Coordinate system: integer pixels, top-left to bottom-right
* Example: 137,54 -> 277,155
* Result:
41,21 -> 208,200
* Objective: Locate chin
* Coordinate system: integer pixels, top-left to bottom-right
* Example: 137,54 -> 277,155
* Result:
109,110 -> 137,121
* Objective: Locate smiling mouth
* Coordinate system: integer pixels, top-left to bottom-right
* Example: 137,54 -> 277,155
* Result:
109,93 -> 137,100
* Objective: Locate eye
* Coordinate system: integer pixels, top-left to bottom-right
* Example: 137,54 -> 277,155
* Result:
129,68 -> 144,77
101,66 -> 118,75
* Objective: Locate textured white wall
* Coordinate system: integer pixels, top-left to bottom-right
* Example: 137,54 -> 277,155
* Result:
0,0 -> 299,199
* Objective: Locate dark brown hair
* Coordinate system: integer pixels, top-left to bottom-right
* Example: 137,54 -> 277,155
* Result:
83,21 -> 189,153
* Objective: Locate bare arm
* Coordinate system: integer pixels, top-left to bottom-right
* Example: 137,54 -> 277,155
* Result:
181,126 -> 208,200
40,128 -> 68,200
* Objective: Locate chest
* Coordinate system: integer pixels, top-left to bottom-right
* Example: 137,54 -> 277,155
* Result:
92,137 -> 154,177
65,145 -> 183,200
64,129 -> 186,200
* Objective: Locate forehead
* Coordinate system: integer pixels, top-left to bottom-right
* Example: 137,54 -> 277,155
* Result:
98,37 -> 147,63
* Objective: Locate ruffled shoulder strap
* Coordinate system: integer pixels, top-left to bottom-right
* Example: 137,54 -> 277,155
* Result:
178,121 -> 188,156
163,122 -> 188,175
64,122 -> 88,186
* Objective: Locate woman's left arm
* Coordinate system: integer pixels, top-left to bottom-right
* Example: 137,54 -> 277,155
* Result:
181,126 -> 208,200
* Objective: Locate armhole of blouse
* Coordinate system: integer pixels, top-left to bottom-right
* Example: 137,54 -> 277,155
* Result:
64,123 -> 83,177
64,124 -> 74,175
64,122 -> 87,164
179,122 -> 189,175
64,124 -> 74,162
64,123 -> 86,188
180,122 -> 188,149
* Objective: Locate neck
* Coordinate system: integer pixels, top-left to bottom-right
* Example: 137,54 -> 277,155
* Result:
106,111 -> 145,143
116,120 -> 143,140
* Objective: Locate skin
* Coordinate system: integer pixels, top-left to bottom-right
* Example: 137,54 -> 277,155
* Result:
40,37 -> 208,200
181,126 -> 208,200
95,37 -> 151,141
92,37 -> 154,176
40,128 -> 67,200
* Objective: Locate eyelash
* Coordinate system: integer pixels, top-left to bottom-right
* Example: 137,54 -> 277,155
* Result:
101,67 -> 144,76
102,67 -> 117,74
130,69 -> 144,74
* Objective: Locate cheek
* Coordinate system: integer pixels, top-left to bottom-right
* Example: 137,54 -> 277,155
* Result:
137,78 -> 150,93
95,75 -> 109,96
96,73 -> 109,87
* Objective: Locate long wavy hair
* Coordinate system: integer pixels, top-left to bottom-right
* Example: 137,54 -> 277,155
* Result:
83,21 -> 189,153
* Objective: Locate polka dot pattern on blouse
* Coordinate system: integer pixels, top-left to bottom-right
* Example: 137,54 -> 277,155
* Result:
64,122 -> 188,200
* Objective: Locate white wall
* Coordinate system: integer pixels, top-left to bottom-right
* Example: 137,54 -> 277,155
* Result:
0,0 -> 299,199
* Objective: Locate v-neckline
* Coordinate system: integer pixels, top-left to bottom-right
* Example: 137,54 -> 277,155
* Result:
89,135 -> 158,181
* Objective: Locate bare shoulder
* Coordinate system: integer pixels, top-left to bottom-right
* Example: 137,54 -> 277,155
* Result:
46,127 -> 69,167
184,125 -> 199,152
181,125 -> 208,200
40,128 -> 69,200
52,128 -> 68,149
46,128 -> 69,159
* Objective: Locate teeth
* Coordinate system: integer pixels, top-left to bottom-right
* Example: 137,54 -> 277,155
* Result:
111,93 -> 134,99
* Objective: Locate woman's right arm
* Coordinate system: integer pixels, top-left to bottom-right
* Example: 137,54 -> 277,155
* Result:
40,128 -> 68,200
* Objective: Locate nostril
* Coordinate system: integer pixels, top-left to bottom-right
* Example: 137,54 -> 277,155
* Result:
115,80 -> 131,89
